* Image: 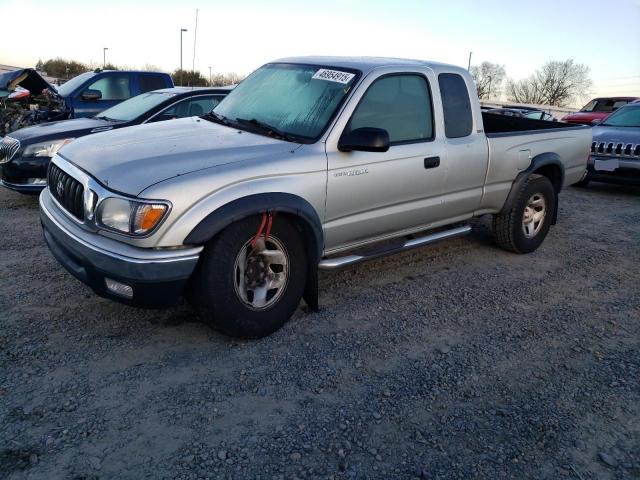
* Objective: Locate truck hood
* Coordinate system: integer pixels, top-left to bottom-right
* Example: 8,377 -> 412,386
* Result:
59,117 -> 296,196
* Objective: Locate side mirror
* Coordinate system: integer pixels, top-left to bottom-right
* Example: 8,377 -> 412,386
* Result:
591,119 -> 602,126
81,89 -> 102,101
338,127 -> 390,153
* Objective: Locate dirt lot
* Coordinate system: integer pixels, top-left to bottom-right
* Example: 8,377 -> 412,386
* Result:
0,183 -> 638,480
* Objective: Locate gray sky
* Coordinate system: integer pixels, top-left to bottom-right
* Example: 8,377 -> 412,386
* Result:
1,0 -> 639,106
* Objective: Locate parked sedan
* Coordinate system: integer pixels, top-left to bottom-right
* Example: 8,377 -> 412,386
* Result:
0,86 -> 232,193
575,102 -> 640,186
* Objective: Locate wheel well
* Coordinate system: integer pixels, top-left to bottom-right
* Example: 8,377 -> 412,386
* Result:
532,164 -> 563,193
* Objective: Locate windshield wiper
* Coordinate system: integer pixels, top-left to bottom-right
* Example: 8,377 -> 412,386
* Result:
94,115 -> 120,122
235,117 -> 298,143
202,111 -> 231,126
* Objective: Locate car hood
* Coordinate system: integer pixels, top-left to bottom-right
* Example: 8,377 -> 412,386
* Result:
59,117 -> 296,196
10,117 -> 121,143
563,111 -> 608,122
592,125 -> 640,144
0,68 -> 58,96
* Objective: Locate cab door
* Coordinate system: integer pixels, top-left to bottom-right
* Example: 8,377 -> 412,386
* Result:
324,70 -> 447,252
73,73 -> 132,118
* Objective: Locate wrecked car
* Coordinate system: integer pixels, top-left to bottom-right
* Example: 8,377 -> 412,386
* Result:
0,69 -> 67,136
1,68 -> 174,136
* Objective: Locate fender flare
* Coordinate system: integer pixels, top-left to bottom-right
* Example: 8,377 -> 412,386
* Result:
183,193 -> 323,312
501,152 -> 564,224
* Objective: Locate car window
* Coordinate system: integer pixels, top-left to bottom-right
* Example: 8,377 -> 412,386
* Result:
438,73 -> 473,138
86,75 -> 131,100
612,100 -> 629,111
347,74 -> 433,144
97,92 -> 176,122
159,95 -> 224,119
139,75 -> 167,94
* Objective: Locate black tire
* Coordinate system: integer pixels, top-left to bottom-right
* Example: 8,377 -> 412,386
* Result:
190,216 -> 307,338
492,174 -> 556,254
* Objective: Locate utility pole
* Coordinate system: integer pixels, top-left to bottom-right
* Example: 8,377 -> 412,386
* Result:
209,66 -> 212,86
103,47 -> 108,69
487,75 -> 492,100
467,51 -> 472,71
180,28 -> 188,85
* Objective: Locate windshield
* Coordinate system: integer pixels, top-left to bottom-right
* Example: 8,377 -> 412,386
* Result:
96,92 -> 176,122
213,63 -> 359,141
581,99 -> 630,113
56,72 -> 95,97
601,105 -> 640,127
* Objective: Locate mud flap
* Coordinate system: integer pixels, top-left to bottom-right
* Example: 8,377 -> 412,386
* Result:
303,259 -> 319,312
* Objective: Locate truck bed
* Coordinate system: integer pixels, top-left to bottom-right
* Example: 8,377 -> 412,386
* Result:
482,112 -> 583,137
479,113 -> 592,214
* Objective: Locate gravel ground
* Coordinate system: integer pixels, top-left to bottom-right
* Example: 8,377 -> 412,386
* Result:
0,183 -> 639,480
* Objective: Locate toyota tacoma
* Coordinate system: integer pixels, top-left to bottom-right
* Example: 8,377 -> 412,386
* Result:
39,57 -> 591,338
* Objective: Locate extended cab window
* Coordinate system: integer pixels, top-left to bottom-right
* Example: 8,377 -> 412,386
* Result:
347,75 -> 433,144
86,75 -> 131,100
438,73 -> 473,138
139,75 -> 167,93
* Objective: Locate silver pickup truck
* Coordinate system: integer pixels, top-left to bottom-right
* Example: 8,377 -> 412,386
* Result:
39,57 -> 591,338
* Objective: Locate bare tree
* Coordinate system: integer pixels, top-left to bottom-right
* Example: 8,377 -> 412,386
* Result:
470,62 -> 506,99
507,59 -> 592,107
209,72 -> 244,86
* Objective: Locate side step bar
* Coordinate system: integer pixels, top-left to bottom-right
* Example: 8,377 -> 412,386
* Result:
318,225 -> 472,270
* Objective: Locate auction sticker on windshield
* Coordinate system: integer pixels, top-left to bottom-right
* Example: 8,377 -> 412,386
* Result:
312,69 -> 355,84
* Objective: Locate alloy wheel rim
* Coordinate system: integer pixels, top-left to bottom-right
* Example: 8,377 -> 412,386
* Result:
522,193 -> 547,238
233,236 -> 289,310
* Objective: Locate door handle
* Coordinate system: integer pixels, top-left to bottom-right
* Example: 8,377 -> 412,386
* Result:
424,156 -> 440,169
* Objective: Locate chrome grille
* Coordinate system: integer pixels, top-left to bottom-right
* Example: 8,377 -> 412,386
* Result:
48,163 -> 85,220
591,141 -> 640,158
0,137 -> 20,164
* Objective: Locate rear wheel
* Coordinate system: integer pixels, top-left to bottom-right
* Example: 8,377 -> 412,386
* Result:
190,216 -> 307,338
493,174 -> 556,253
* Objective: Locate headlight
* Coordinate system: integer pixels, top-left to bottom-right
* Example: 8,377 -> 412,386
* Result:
23,138 -> 74,157
97,197 -> 169,235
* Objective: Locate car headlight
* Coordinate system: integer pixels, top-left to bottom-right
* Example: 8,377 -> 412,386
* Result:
23,138 -> 74,157
97,197 -> 169,235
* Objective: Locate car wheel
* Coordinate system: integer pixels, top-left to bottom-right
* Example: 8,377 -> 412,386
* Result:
190,215 -> 307,338
492,174 -> 556,254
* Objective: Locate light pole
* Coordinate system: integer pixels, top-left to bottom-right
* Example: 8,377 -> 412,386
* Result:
487,75 -> 492,100
467,51 -> 472,71
209,66 -> 212,86
180,28 -> 188,85
103,47 -> 108,69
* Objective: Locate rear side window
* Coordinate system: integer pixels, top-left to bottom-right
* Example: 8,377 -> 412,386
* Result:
347,74 -> 433,144
438,73 -> 473,138
139,75 -> 167,93
162,95 -> 224,118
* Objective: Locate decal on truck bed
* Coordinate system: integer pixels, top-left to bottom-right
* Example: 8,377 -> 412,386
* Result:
312,69 -> 355,84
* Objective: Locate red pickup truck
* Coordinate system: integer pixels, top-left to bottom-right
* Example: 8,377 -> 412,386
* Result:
562,97 -> 638,125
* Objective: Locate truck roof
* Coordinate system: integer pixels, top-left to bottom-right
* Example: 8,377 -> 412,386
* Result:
273,56 -> 468,75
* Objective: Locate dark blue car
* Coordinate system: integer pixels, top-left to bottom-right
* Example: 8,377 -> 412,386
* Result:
0,86 -> 232,193
578,102 -> 640,186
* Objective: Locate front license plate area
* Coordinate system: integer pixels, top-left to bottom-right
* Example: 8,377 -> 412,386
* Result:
594,159 -> 619,172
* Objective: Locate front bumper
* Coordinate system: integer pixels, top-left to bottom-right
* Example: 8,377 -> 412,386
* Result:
0,155 -> 49,194
40,189 -> 202,308
586,155 -> 640,185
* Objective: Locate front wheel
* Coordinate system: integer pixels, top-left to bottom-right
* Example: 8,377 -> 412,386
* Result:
190,216 -> 307,338
492,174 -> 556,254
